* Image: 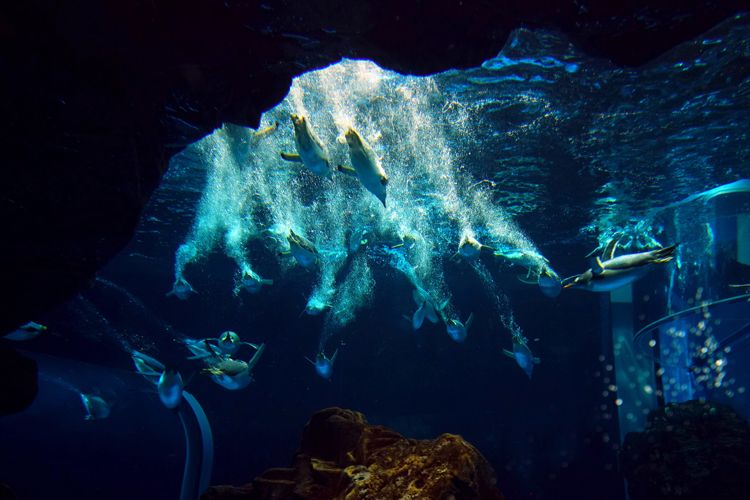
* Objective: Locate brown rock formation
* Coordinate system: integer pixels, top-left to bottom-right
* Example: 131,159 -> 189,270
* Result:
202,407 -> 505,500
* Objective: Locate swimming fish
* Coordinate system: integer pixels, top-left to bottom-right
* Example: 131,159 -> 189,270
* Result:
253,121 -> 279,140
132,350 -> 166,383
503,334 -> 540,379
280,114 -> 333,178
131,350 -> 185,408
287,229 -> 319,269
457,234 -> 494,260
204,343 -> 266,390
348,227 -> 369,254
80,393 -> 111,420
562,239 -> 677,292
537,267 -> 562,298
183,332 -> 261,360
304,295 -> 332,316
305,348 -> 338,380
241,267 -> 273,294
157,370 -> 184,409
3,321 -> 47,341
338,128 -> 388,207
411,288 -> 441,330
444,313 -> 474,343
167,276 -> 196,300
494,248 -> 549,270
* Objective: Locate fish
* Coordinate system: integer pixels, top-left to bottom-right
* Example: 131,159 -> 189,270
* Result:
305,348 -> 338,380
158,370 -> 184,409
562,239 -> 677,292
444,313 -> 474,343
456,233 -> 494,260
241,267 -> 273,294
339,128 -> 388,207
80,393 -> 111,420
131,351 -> 185,409
503,335 -> 540,379
287,229 -> 319,269
280,114 -> 333,178
204,343 -> 266,390
3,321 -> 47,341
167,276 -> 196,300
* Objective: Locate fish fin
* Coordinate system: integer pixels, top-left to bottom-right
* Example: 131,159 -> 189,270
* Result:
584,246 -> 601,258
330,349 -> 338,364
502,349 -> 516,359
261,279 -> 274,286
602,237 -> 620,260
243,342 -> 260,350
650,244 -> 678,262
186,353 -> 214,361
337,164 -> 358,177
533,357 -> 541,364
591,256 -> 604,275
465,313 -> 474,332
280,152 -> 303,163
561,276 -> 577,289
247,343 -> 266,371
516,275 -> 537,285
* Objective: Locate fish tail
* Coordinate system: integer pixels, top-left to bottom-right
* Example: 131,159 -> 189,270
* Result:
650,244 -> 678,263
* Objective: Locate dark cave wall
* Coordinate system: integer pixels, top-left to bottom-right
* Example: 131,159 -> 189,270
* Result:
1,0 -> 747,336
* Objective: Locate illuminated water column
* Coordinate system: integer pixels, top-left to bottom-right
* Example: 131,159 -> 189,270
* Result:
611,284 -> 658,441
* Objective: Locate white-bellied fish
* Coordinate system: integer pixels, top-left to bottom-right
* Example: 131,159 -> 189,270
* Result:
131,350 -> 185,408
410,288 -> 442,330
157,370 -> 184,409
562,239 -> 677,292
280,114 -> 333,178
537,267 -> 562,298
503,335 -> 540,379
80,393 -> 111,420
3,321 -> 47,341
287,229 -> 319,269
203,343 -> 266,390
241,267 -> 273,294
457,234 -> 494,260
305,348 -> 338,380
167,276 -> 196,300
339,128 -> 388,207
132,350 -> 166,383
444,313 -> 474,343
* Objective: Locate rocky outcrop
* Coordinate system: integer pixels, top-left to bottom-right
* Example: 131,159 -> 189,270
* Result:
202,407 -> 505,499
621,400 -> 750,500
1,1 -> 746,334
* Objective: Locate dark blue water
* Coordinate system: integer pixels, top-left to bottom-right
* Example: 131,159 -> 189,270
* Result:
2,13 -> 750,500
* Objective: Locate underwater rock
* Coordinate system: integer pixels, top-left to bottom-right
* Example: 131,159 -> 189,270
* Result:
202,407 -> 505,499
0,346 -> 38,416
1,0 -> 746,334
621,400 -> 750,500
